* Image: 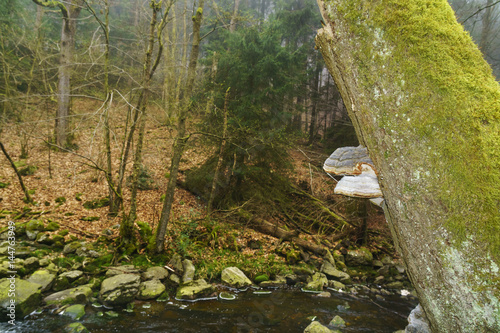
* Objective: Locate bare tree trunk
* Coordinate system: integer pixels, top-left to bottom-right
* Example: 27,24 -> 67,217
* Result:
84,0 -> 118,215
155,0 -> 205,253
479,0 -> 494,54
208,87 -> 229,211
316,1 -> 500,332
308,59 -> 321,144
119,0 -> 174,244
229,0 -> 241,32
32,0 -> 83,148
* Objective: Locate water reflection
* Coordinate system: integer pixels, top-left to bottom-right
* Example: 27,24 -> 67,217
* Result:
0,289 -> 417,333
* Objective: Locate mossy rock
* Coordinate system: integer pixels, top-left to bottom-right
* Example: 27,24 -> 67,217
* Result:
45,221 -> 60,231
0,278 -> 42,317
26,219 -> 45,232
138,280 -> 166,300
64,322 -> 90,333
14,222 -> 26,236
58,229 -> 70,237
44,285 -> 93,306
36,232 -> 53,245
52,234 -> 65,244
63,242 -> 83,255
254,274 -> 270,284
83,197 -> 109,210
62,304 -> 86,320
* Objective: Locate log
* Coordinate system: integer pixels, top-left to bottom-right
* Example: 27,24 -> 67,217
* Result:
242,211 -> 327,256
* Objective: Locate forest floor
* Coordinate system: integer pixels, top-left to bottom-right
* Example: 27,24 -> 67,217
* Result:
0,98 -> 393,279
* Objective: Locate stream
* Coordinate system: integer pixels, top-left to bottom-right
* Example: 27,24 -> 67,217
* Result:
1,288 -> 417,332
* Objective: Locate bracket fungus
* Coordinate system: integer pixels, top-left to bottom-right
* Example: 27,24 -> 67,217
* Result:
323,146 -> 384,207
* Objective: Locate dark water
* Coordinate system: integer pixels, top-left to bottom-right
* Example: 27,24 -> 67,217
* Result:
0,288 -> 417,333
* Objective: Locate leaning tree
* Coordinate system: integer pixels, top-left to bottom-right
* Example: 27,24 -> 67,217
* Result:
315,0 -> 500,332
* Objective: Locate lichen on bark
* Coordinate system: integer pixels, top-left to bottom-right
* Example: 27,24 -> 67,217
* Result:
315,0 -> 500,331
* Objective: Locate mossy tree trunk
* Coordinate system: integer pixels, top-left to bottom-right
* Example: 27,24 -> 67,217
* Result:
315,1 -> 500,332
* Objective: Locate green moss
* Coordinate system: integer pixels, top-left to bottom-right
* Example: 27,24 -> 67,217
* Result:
55,196 -> 66,204
83,197 -> 109,209
318,0 -> 500,328
327,0 -> 500,262
19,165 -> 37,176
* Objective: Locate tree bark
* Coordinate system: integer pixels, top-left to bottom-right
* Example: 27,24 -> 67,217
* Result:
155,0 -> 205,253
32,0 -> 83,147
207,87 -> 229,212
119,0 -> 174,244
315,1 -> 500,332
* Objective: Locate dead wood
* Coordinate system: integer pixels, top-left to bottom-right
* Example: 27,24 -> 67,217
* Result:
241,210 -> 327,256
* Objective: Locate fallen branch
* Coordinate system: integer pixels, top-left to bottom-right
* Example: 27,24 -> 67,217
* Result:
0,141 -> 33,204
240,210 -> 327,256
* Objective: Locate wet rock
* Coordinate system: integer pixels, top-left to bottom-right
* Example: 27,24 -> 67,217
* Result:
304,272 -> 328,292
303,321 -> 332,333
386,281 -> 404,290
176,279 -> 215,300
64,322 -> 89,333
320,261 -> 350,282
105,265 -> 140,277
182,259 -> 195,283
314,291 -> 331,298
62,304 -> 86,320
0,278 -> 42,317
259,276 -> 287,288
345,247 -> 373,266
105,310 -> 119,318
142,266 -> 169,281
100,273 -> 140,305
44,285 -> 93,306
327,280 -> 346,290
406,304 -> 431,333
138,279 -> 166,300
28,269 -> 56,292
221,267 -> 252,288
329,315 -> 346,328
